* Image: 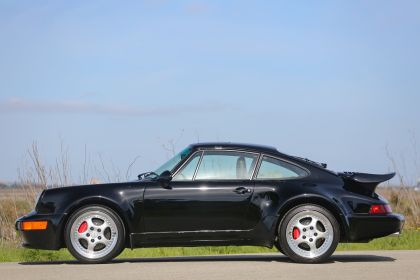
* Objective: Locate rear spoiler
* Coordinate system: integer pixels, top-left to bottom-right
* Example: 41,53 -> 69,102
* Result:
338,172 -> 395,196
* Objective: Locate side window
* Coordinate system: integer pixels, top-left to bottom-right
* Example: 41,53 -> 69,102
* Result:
172,152 -> 201,181
195,151 -> 258,180
257,156 -> 308,180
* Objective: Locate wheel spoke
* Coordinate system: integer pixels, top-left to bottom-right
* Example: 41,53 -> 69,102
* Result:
310,217 -> 319,228
308,241 -> 317,252
99,222 -> 110,232
296,221 -> 306,231
100,238 -> 113,247
86,217 -> 95,229
87,241 -> 96,252
316,230 -> 327,239
292,235 -> 303,244
76,231 -> 88,239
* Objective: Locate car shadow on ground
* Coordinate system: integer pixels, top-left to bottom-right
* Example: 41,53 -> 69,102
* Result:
19,253 -> 395,265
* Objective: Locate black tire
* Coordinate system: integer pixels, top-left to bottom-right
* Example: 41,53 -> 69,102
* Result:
64,205 -> 125,264
274,238 -> 286,255
278,204 -> 340,263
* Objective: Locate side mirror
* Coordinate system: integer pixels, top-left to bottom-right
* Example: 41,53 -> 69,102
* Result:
157,170 -> 172,189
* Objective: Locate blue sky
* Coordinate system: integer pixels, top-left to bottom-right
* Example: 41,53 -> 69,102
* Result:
0,0 -> 419,184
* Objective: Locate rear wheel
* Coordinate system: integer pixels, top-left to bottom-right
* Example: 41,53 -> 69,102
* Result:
278,204 -> 340,263
64,205 -> 125,264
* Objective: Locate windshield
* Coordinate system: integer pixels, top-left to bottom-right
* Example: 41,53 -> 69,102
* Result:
154,146 -> 193,175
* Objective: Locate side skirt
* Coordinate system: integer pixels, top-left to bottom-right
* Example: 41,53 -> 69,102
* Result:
129,229 -> 273,249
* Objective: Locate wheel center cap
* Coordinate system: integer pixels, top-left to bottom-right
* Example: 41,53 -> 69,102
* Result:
91,231 -> 99,239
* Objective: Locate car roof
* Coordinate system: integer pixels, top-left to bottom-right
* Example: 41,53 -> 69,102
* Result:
188,142 -> 334,174
189,142 -> 280,154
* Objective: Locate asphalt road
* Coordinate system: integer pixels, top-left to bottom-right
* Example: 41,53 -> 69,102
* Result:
1,250 -> 419,280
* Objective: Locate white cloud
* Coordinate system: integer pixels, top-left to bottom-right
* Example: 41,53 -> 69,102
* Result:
0,97 -> 227,117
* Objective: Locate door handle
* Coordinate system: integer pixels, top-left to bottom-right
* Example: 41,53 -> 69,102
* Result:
234,187 -> 251,194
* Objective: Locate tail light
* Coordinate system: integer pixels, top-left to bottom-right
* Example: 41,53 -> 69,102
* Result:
369,204 -> 392,214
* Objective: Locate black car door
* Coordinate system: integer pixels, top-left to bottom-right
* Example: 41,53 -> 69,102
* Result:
143,150 -> 259,235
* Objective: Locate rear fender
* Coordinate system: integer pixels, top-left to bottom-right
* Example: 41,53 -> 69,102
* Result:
275,194 -> 350,241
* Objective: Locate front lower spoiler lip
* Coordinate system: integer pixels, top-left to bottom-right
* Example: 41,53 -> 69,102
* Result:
15,212 -> 67,250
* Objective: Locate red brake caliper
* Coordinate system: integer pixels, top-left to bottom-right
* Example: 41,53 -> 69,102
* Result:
292,227 -> 300,240
78,221 -> 88,233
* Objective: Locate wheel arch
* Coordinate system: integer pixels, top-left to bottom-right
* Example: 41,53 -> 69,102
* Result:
60,197 -> 131,248
275,195 -> 349,241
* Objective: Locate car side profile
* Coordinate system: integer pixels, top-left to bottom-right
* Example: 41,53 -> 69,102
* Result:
16,143 -> 404,263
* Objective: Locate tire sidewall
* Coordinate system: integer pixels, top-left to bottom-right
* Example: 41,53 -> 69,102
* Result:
64,205 -> 125,264
278,204 -> 340,263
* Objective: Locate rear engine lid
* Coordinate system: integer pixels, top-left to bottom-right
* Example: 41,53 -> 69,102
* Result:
338,172 -> 395,197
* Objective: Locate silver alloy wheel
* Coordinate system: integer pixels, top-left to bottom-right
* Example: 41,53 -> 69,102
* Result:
69,210 -> 119,259
285,210 -> 334,259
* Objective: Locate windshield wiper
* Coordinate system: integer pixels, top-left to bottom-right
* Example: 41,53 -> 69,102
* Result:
137,172 -> 159,180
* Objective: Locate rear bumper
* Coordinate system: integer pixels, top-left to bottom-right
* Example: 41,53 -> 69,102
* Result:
346,213 -> 405,242
15,211 -> 67,250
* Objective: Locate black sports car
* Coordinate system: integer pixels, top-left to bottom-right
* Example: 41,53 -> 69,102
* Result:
16,143 -> 404,263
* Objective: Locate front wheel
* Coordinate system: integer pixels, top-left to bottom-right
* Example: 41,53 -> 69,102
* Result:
64,205 -> 125,264
278,204 -> 340,263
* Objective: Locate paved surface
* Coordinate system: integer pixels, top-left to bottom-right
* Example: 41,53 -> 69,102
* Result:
0,250 -> 419,280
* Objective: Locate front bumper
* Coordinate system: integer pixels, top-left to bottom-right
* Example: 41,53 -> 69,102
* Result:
346,213 -> 405,242
15,211 -> 68,250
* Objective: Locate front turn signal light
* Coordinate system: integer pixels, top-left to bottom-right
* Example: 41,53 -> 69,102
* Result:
22,221 -> 48,230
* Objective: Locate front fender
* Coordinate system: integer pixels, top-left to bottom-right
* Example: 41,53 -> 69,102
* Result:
35,183 -> 145,246
63,196 -> 133,233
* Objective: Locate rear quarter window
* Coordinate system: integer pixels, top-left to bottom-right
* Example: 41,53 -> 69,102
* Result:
256,156 -> 308,180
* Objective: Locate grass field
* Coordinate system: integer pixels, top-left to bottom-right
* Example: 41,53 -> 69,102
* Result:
1,185 -> 419,263
1,230 -> 419,263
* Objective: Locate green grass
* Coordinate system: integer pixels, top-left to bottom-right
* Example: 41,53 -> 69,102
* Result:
1,230 -> 419,263
337,229 -> 420,251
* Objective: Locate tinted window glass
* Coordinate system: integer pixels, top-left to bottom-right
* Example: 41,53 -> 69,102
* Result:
155,146 -> 192,175
257,156 -> 308,179
195,151 -> 258,180
172,153 -> 201,181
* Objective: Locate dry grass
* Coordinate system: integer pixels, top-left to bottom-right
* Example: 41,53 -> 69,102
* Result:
0,140 -> 122,246
0,187 -> 36,246
1,141 -> 419,248
377,187 -> 420,229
